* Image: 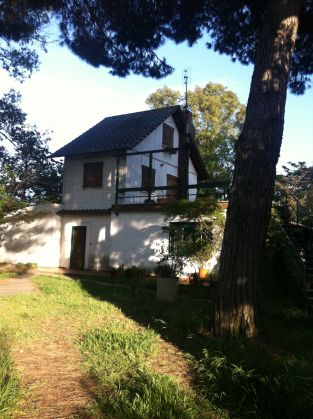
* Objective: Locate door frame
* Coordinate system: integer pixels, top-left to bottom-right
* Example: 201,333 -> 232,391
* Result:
69,226 -> 87,270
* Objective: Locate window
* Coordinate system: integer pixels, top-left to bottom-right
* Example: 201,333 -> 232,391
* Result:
162,123 -> 174,148
169,222 -> 212,256
166,174 -> 178,200
83,161 -> 103,188
141,165 -> 156,190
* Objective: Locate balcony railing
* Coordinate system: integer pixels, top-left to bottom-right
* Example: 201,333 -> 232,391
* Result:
115,182 -> 228,205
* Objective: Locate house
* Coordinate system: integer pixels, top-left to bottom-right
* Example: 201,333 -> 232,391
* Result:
0,106 -> 210,271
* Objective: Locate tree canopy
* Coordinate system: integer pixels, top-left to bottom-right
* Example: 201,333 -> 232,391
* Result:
0,90 -> 63,206
1,2 -> 312,92
146,84 -> 245,185
275,161 -> 313,224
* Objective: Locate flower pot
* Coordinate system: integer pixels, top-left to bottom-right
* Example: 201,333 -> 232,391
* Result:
156,276 -> 178,302
199,267 -> 209,279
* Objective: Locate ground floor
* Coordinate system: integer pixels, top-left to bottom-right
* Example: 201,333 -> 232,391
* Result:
0,203 -> 223,274
0,203 -> 169,271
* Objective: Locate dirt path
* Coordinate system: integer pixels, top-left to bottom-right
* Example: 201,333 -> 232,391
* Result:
0,276 -> 38,296
12,321 -> 96,419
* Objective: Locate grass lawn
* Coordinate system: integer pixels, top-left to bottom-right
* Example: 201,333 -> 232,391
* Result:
1,273 -> 313,418
0,272 -> 17,280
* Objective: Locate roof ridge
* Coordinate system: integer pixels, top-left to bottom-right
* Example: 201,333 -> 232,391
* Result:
51,105 -> 183,158
101,105 -> 181,121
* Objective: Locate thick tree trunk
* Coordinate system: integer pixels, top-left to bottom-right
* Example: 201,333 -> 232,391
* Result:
214,0 -> 300,337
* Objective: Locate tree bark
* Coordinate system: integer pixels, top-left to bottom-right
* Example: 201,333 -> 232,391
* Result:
214,0 -> 301,337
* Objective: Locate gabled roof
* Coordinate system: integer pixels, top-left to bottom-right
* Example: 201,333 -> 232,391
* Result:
51,105 -> 208,180
51,106 -> 182,158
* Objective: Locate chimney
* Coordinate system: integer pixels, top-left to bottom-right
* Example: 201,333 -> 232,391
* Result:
177,109 -> 192,199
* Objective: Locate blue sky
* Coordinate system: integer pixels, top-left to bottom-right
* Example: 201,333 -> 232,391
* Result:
1,34 -> 312,171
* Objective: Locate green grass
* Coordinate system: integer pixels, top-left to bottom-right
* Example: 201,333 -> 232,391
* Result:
79,323 -> 212,418
1,272 -> 313,418
0,330 -> 21,418
76,275 -> 313,419
0,272 -> 17,280
0,274 -> 217,417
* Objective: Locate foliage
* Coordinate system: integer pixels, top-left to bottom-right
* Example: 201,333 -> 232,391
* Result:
263,212 -> 294,297
193,348 -> 313,418
145,86 -> 181,108
0,185 -> 27,245
163,198 -> 225,270
154,262 -> 178,278
15,262 -> 38,274
0,330 -> 20,417
146,83 -> 245,186
0,90 -> 62,245
5,2 -> 311,93
0,90 -> 63,204
0,1 -> 50,80
124,266 -> 147,280
275,162 -> 313,225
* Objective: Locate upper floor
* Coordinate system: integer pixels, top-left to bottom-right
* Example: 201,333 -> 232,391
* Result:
52,106 -> 208,211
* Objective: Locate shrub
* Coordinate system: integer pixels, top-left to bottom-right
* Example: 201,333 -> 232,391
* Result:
15,262 -> 38,274
124,266 -> 147,280
154,263 -> 177,278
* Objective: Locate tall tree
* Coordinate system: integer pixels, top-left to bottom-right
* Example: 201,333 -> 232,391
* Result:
146,84 -> 245,185
6,0 -> 313,336
0,90 -> 63,205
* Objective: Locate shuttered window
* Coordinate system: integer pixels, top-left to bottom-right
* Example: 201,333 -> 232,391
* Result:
162,123 -> 174,148
83,162 -> 103,188
166,174 -> 178,200
141,165 -> 155,190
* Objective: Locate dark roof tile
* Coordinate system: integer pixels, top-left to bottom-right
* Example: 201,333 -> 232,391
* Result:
51,106 -> 181,157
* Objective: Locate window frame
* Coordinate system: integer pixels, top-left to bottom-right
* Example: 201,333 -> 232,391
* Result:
162,123 -> 174,149
82,161 -> 103,188
141,164 -> 156,191
168,221 -> 212,257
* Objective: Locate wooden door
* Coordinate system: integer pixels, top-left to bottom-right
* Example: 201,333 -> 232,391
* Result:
70,226 -> 86,270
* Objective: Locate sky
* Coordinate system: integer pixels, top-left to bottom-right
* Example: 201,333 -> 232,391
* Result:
1,33 -> 312,171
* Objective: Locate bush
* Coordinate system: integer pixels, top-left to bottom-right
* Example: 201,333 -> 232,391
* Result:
15,262 -> 38,274
154,263 -> 177,278
124,266 -> 147,280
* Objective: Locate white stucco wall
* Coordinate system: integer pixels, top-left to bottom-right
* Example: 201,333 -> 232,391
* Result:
110,211 -> 168,269
0,204 -> 62,267
59,214 -> 112,270
62,154 -> 116,210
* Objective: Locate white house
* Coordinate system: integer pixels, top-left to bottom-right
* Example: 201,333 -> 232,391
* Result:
0,106 -> 209,271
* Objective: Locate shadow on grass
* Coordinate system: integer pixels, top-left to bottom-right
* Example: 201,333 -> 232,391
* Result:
69,274 -> 313,418
72,274 -> 215,358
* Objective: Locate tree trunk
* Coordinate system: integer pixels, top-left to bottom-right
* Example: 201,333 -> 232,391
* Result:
214,0 -> 300,337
